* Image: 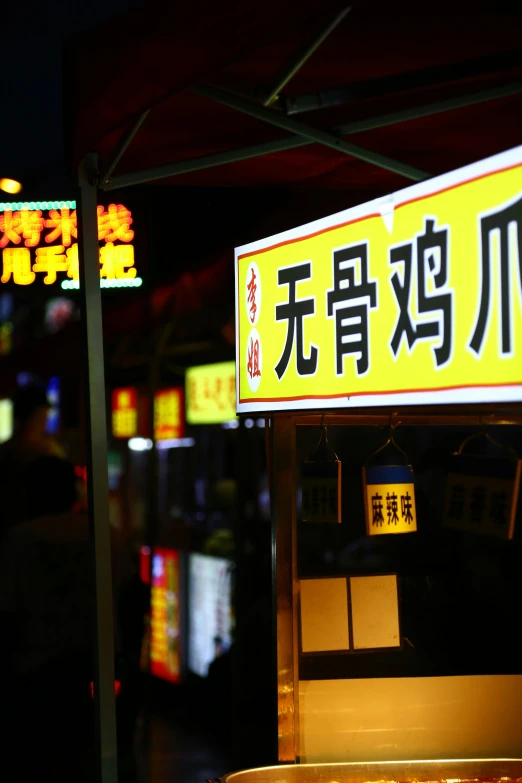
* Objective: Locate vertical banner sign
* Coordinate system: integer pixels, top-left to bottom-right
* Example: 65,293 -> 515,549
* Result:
363,465 -> 417,535
188,553 -> 234,677
150,548 -> 181,683
302,461 -> 342,523
442,456 -> 521,539
0,398 -> 13,444
111,387 -> 138,439
235,145 -> 522,413
154,388 -> 184,441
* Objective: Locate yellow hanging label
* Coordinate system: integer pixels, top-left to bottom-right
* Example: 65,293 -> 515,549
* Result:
363,465 -> 417,535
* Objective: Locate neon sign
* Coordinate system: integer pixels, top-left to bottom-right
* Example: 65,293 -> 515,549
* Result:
112,387 -> 138,439
150,548 -> 181,684
0,200 -> 142,288
154,388 -> 184,441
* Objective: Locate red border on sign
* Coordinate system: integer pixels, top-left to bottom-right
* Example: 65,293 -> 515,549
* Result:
237,159 -> 522,405
237,160 -> 522,261
240,380 -> 522,405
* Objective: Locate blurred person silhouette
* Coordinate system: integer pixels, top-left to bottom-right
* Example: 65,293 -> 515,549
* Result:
0,455 -> 141,782
0,383 -> 65,532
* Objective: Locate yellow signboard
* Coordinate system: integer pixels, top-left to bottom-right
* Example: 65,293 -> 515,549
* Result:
363,465 -> 417,535
235,146 -> 522,413
186,361 -> 236,425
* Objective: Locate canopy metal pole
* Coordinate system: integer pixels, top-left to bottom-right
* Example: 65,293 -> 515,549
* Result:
78,153 -> 119,783
101,136 -> 308,189
336,80 -> 522,135
263,6 -> 351,106
193,84 -> 429,181
101,81 -> 522,192
272,416 -> 299,762
100,110 -> 150,186
285,48 -> 522,114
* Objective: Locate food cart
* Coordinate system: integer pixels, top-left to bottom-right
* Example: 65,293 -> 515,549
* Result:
65,3 -> 522,779
232,144 -> 522,780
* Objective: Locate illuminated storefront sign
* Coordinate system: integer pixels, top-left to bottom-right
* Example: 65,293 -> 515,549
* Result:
186,361 -> 236,424
112,387 -> 138,439
0,200 -> 141,289
154,387 -> 184,441
150,547 -> 181,684
235,145 -> 522,413
0,399 -> 13,443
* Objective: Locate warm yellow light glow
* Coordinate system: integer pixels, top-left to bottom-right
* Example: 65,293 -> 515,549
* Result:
299,676 -> 522,762
0,399 -> 13,443
300,578 -> 349,653
154,388 -> 184,441
186,361 -> 236,425
0,202 -> 139,286
0,178 -> 22,195
111,387 -> 138,439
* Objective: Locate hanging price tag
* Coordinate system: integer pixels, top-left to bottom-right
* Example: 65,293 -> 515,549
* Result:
363,464 -> 417,535
301,460 -> 342,524
442,455 -> 521,540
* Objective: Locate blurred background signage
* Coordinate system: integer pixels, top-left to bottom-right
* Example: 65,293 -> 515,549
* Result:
154,388 -> 184,441
0,398 -> 13,443
188,553 -> 233,678
112,387 -> 139,439
150,547 -> 181,684
186,361 -> 236,425
0,200 -> 141,289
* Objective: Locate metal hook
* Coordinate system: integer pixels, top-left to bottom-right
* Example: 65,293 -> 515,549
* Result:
306,415 -> 339,462
454,427 -> 519,461
365,414 -> 410,466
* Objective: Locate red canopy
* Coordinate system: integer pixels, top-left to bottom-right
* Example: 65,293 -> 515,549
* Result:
65,0 -> 522,199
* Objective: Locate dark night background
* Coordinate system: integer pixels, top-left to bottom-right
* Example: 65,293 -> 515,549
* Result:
1,0 -> 137,189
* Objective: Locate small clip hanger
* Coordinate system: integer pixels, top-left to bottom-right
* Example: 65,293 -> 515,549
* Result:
305,414 -> 339,463
365,413 -> 410,467
454,420 -> 518,461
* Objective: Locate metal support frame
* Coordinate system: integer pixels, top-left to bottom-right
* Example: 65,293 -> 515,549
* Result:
272,416 -> 299,762
102,136 -> 307,190
192,84 -> 429,181
101,7 -> 349,189
284,46 -> 522,115
100,81 -> 522,191
282,409 -> 522,428
145,321 -> 175,558
78,153 -> 118,783
263,6 -> 351,107
335,81 -> 522,136
99,110 -> 150,186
